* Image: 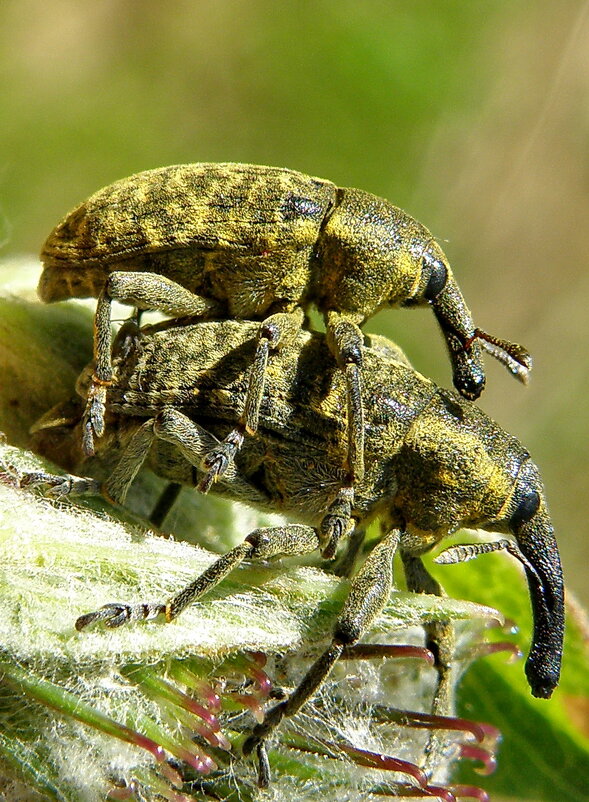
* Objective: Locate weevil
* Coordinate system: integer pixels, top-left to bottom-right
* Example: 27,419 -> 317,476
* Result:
26,317 -> 563,783
38,162 -> 531,495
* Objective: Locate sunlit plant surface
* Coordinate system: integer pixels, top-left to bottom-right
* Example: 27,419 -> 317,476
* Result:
0,277 -> 587,802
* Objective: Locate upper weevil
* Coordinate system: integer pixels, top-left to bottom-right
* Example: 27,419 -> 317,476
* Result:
38,162 -> 532,493
27,317 -> 563,783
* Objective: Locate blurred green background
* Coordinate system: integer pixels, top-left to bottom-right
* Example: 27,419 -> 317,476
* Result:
1,0 -> 587,605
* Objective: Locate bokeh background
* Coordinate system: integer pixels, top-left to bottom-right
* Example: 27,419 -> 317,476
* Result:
1,1 -> 587,601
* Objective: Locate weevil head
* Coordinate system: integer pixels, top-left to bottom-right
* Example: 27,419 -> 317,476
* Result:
317,191 -> 487,399
405,239 -> 486,400
496,459 -> 565,698
395,393 -> 563,698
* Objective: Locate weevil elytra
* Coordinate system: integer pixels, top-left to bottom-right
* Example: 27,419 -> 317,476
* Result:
27,318 -> 563,782
38,162 -> 532,500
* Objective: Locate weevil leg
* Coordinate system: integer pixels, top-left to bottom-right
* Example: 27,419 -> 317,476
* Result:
85,272 -> 225,455
243,528 -> 401,782
18,418 -> 156,503
200,309 -> 304,488
74,409 -> 320,630
244,309 -> 305,436
76,523 -> 321,630
111,316 -> 142,361
401,551 -> 457,773
333,525 -> 366,577
325,310 -> 365,483
149,481 -> 183,528
19,470 -> 101,498
103,419 -> 157,504
153,408 -> 269,505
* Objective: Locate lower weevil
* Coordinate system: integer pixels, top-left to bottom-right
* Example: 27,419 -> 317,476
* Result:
38,162 -> 531,511
27,318 -> 562,783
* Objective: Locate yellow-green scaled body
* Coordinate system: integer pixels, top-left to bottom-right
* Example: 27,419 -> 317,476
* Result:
27,319 -> 562,783
39,163 -> 449,323
38,163 -> 531,473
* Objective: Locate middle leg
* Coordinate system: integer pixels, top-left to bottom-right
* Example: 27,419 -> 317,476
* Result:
199,308 -> 305,492
401,549 -> 458,774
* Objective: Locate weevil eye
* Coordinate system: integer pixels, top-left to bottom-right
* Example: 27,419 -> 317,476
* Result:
422,252 -> 448,301
510,488 -> 541,530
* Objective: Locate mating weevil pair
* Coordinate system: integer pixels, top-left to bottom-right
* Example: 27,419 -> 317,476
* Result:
39,163 -> 531,498
32,163 -> 561,784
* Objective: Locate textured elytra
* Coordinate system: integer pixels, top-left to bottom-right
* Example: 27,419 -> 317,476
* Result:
39,164 -> 337,310
38,163 -> 531,412
42,164 -> 334,262
29,316 -> 562,772
37,162 -> 532,508
35,319 -> 563,702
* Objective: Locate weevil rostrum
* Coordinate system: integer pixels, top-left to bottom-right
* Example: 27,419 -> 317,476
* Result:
26,317 -> 564,783
38,163 -> 532,502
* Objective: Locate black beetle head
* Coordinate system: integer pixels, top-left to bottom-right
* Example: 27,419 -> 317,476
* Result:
410,246 -> 487,401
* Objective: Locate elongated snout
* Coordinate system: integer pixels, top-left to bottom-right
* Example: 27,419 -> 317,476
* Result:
430,281 -> 486,401
511,500 -> 564,698
429,265 -> 532,397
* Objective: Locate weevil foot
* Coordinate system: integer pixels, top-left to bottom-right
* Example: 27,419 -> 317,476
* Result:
240,732 -> 272,786
82,381 -> 109,456
20,470 -> 101,498
320,485 -> 354,559
0,459 -> 21,487
75,602 -> 165,630
199,429 -> 244,493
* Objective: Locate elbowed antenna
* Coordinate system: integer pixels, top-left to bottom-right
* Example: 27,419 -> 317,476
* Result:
430,280 -> 486,400
431,280 -> 533,398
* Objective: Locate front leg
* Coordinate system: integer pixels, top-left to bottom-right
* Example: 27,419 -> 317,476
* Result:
325,309 -> 365,484
152,408 -> 268,505
19,470 -> 101,498
199,308 -> 304,492
76,523 -> 321,629
85,271 -> 224,456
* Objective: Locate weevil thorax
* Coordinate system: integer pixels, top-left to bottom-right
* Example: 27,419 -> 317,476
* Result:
394,390 -> 527,542
314,188 -> 452,321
